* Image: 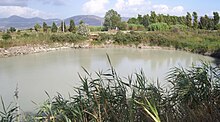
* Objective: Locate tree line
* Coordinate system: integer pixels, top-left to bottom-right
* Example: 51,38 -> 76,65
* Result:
103,9 -> 220,31
34,19 -> 76,33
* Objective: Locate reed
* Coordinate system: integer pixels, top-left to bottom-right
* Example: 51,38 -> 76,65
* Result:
32,60 -> 220,122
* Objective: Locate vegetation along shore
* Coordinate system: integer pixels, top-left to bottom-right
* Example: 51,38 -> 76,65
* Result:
0,10 -> 220,59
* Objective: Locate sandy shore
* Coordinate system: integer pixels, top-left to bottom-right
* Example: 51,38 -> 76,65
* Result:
0,43 -> 72,58
0,42 -> 219,59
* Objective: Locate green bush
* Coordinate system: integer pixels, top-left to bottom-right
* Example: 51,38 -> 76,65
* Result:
128,24 -> 138,31
50,34 -> 87,42
77,23 -> 90,36
148,23 -> 170,31
2,33 -> 12,40
216,24 -> 220,30
170,24 -> 188,32
136,24 -> 145,31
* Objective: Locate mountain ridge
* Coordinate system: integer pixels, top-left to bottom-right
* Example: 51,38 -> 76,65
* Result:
0,15 -> 130,30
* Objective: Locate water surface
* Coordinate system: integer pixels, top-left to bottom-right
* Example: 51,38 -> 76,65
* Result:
0,48 -> 217,112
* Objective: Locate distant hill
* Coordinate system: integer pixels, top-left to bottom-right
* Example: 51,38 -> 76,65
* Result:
65,15 -> 103,26
0,15 -> 130,30
0,15 -> 60,30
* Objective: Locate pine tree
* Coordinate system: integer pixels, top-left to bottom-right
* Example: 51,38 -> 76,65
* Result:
69,19 -> 76,32
192,12 -> 198,29
43,22 -> 48,32
213,12 -> 220,29
186,12 -> 192,27
51,22 -> 58,33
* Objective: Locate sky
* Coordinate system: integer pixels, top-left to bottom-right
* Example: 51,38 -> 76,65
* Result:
0,0 -> 219,19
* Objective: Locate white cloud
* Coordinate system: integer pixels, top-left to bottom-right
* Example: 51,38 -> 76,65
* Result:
153,5 -> 169,14
82,0 -> 109,15
128,0 -> 145,6
171,6 -> 184,15
0,6 -> 54,18
114,0 -> 151,17
114,0 -> 185,17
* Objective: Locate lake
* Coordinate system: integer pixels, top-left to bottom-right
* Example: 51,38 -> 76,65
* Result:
0,48 -> 218,112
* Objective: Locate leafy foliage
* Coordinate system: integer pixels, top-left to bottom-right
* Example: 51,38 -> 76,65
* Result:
51,22 -> 58,33
43,22 -> 48,32
148,23 -> 170,31
68,19 -> 76,33
0,97 -> 17,122
34,23 -> 41,32
77,23 -> 90,36
103,9 -> 121,30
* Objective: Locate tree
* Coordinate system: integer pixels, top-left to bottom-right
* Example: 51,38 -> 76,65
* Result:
186,12 -> 192,27
199,15 -> 214,30
79,20 -> 84,24
142,14 -> 150,28
118,21 -> 128,30
103,9 -> 121,30
9,27 -> 16,33
51,22 -> 58,33
192,12 -> 198,29
43,22 -> 48,32
213,12 -> 220,29
205,15 -> 214,30
137,14 -> 143,24
157,14 -> 164,23
178,16 -> 186,25
34,23 -> 41,32
77,22 -> 90,36
199,16 -> 207,29
127,18 -> 138,24
69,19 -> 76,32
60,21 -> 67,32
150,11 -> 157,24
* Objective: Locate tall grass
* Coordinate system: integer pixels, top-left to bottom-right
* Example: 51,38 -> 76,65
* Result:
30,60 -> 220,122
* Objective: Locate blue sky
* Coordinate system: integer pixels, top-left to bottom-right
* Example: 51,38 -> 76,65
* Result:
0,0 -> 219,19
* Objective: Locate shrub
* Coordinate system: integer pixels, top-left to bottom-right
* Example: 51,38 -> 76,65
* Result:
128,24 -> 138,31
77,23 -> 90,36
2,33 -> 12,40
170,24 -> 188,32
118,21 -> 128,30
148,23 -> 170,31
50,34 -> 87,42
216,24 -> 220,30
136,24 -> 145,31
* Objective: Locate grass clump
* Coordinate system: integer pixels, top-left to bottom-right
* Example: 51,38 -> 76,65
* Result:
30,60 -> 220,122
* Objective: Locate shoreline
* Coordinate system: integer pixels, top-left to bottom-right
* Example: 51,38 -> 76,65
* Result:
0,42 -> 219,59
